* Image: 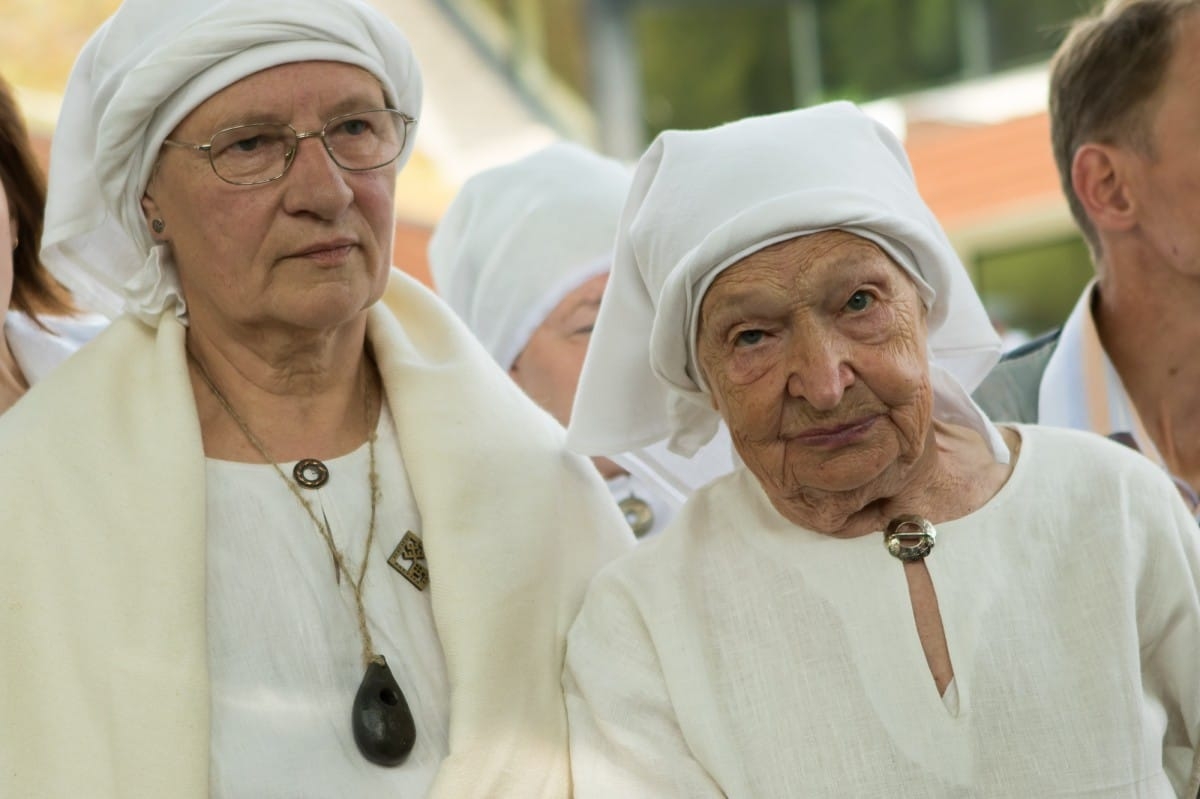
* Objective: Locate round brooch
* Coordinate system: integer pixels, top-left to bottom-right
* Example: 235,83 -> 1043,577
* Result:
619,496 -> 655,538
293,458 -> 330,489
884,515 -> 936,562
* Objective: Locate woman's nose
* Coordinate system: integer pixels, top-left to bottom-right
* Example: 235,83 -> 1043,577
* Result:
784,336 -> 854,411
281,135 -> 354,218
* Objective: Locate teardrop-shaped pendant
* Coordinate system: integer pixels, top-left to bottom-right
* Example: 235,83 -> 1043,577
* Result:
352,655 -> 417,766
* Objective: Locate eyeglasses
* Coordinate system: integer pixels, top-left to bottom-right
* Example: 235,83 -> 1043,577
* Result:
161,109 -> 415,186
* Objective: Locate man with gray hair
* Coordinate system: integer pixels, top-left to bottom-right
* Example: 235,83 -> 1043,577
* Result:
974,0 -> 1200,519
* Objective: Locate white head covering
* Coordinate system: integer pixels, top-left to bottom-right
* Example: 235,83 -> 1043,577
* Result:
429,141 -> 631,369
41,0 -> 423,324
568,101 -> 1008,463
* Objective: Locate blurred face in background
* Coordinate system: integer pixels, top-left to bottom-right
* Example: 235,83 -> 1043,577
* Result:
1,178 -> 14,313
510,271 -> 623,478
510,271 -> 608,427
1121,11 -> 1200,278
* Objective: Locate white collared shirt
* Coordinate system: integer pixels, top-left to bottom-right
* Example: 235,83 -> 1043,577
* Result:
1038,279 -> 1199,517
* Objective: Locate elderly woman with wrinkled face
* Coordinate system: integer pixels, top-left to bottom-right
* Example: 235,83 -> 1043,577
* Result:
563,103 -> 1200,798
0,1 -> 630,797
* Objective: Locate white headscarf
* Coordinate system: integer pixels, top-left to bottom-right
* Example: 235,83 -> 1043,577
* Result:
428,141 -> 631,369
41,0 -> 423,324
568,101 -> 1008,463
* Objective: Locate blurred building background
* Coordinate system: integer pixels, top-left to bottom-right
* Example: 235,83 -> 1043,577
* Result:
2,0 -> 1099,342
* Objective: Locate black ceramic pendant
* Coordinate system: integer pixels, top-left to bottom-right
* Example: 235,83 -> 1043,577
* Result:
352,655 -> 417,766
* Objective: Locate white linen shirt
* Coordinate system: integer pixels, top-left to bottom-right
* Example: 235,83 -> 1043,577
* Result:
565,424 -> 1200,797
206,405 -> 449,797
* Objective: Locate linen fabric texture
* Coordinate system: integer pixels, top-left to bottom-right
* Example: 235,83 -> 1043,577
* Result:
565,426 -> 1200,797
0,270 -> 633,797
205,406 -> 450,796
429,141 -> 631,369
567,101 -> 1006,461
40,0 -> 422,323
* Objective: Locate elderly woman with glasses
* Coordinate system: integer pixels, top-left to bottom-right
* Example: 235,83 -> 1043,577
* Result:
563,103 -> 1200,797
0,1 -> 630,797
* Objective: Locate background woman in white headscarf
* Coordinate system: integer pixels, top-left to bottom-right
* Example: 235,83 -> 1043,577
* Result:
430,141 -> 733,538
563,102 -> 1200,797
0,1 -> 630,796
0,73 -> 105,414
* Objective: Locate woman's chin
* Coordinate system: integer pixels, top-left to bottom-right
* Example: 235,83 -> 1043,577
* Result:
778,448 -> 898,495
268,288 -> 380,332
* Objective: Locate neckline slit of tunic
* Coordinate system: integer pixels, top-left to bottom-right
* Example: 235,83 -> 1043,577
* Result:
902,559 -> 957,713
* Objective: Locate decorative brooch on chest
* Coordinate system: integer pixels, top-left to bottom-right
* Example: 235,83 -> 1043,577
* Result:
387,530 -> 429,590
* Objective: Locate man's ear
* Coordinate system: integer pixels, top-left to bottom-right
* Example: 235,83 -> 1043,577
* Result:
1072,143 -> 1138,234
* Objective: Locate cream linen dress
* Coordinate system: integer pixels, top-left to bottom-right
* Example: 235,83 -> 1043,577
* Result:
206,406 -> 450,797
0,272 -> 633,798
566,425 -> 1200,797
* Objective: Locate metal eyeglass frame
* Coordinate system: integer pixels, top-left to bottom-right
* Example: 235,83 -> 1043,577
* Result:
160,109 -> 416,186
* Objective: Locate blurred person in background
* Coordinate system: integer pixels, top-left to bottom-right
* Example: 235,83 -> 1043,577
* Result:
0,74 -> 105,414
563,102 -> 1200,798
0,1 -> 630,797
974,0 -> 1200,521
431,141 -> 733,539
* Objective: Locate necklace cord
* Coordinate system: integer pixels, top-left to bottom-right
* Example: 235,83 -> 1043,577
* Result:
188,349 -> 381,667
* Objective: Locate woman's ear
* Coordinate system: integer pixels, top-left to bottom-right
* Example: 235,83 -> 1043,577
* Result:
140,192 -> 165,240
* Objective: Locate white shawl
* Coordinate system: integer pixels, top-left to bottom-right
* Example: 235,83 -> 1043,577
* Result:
0,270 -> 632,797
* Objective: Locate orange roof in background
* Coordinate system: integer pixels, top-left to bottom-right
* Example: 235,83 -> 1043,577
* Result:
905,112 -> 1062,230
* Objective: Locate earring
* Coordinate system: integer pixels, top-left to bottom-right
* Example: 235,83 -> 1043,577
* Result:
151,218 -> 165,234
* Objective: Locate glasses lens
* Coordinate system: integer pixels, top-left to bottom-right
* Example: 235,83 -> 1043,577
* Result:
324,110 -> 406,171
209,124 -> 295,184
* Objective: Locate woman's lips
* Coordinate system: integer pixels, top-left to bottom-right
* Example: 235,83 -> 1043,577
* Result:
288,239 -> 357,263
787,414 -> 879,447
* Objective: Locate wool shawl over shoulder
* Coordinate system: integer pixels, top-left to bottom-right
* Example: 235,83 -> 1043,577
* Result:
0,269 -> 632,798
